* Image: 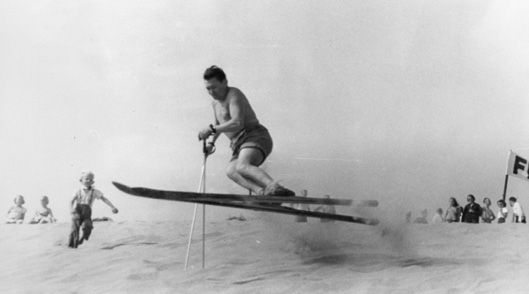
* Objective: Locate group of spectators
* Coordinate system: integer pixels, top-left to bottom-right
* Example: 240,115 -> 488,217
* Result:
408,195 -> 526,224
6,195 -> 56,224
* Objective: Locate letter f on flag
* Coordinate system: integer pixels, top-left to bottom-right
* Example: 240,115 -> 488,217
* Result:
507,151 -> 529,180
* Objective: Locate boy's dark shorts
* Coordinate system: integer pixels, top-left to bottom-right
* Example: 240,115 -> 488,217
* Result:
230,124 -> 273,165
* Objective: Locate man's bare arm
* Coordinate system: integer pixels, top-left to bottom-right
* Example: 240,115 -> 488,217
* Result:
209,105 -> 221,144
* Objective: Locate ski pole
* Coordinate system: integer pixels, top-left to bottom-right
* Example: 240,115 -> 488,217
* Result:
185,140 -> 208,270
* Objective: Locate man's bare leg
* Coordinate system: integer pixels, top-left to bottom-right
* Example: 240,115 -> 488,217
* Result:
226,159 -> 265,194
236,148 -> 275,186
226,148 -> 275,194
227,148 -> 295,196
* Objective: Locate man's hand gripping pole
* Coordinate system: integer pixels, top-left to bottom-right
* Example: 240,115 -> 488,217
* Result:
202,139 -> 216,157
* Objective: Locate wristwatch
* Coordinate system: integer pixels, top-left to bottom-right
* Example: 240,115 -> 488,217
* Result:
209,124 -> 217,134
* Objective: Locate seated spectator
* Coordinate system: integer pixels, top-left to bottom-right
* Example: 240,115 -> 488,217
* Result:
509,197 -> 526,224
29,195 -> 57,224
496,199 -> 508,224
413,209 -> 428,224
444,197 -> 462,223
6,195 -> 27,224
431,208 -> 444,224
481,197 -> 496,223
462,194 -> 482,223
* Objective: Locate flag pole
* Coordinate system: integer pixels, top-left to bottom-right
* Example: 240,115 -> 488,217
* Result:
502,150 -> 513,202
502,174 -> 509,202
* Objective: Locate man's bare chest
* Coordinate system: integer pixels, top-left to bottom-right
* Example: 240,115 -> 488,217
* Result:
214,103 -> 231,122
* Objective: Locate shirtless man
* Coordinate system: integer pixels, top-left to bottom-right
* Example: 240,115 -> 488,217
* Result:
197,66 -> 295,196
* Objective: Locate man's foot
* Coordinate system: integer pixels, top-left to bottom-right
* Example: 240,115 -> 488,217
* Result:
264,182 -> 296,197
252,182 -> 295,206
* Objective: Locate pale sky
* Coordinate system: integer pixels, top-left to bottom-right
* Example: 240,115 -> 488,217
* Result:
1,0 -> 529,222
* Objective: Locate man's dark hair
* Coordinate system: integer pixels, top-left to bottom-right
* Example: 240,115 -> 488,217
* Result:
203,65 -> 226,82
509,196 -> 517,202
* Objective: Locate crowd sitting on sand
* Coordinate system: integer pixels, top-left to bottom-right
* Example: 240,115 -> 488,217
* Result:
407,194 -> 526,224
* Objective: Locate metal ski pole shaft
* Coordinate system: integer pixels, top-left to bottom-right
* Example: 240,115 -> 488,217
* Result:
202,165 -> 206,269
184,157 -> 205,270
201,140 -> 207,268
185,140 -> 208,270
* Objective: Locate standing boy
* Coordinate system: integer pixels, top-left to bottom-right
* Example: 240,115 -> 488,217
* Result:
68,171 -> 119,248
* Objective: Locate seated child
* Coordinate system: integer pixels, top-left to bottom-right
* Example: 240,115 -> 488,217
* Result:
497,199 -> 508,224
6,195 -> 27,224
29,195 -> 57,224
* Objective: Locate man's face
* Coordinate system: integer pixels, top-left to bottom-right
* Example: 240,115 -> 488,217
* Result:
204,78 -> 228,100
467,196 -> 473,203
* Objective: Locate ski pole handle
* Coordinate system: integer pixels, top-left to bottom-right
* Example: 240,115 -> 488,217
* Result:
202,139 -> 207,155
201,139 -> 216,157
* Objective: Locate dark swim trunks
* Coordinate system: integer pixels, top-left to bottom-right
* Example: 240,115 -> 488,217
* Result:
230,124 -> 273,165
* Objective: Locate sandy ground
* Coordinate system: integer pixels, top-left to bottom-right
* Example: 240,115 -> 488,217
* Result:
1,212 -> 528,294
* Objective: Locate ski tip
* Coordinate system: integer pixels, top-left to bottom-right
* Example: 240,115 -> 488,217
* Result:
112,181 -> 128,191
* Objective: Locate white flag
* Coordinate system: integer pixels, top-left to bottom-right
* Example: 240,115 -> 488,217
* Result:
507,151 -> 529,182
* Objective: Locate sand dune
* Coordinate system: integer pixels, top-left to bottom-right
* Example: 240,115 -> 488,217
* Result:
1,213 -> 528,294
